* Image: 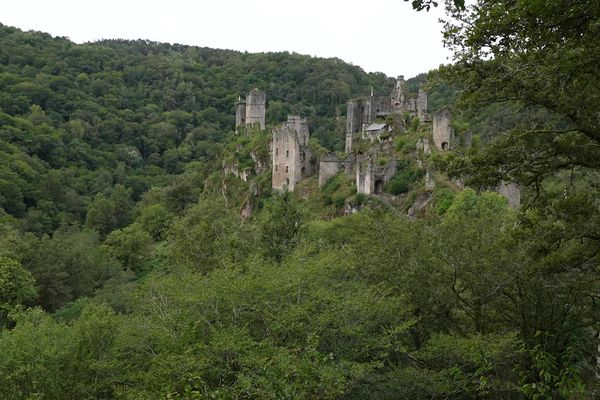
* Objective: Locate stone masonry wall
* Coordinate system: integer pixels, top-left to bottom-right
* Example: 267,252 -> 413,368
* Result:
235,101 -> 246,129
272,126 -> 301,191
417,88 -> 428,121
432,108 -> 453,151
356,161 -> 373,195
245,89 -> 266,130
319,158 -> 339,187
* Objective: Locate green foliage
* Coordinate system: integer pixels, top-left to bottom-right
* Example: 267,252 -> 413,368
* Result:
409,332 -> 521,398
137,203 -> 174,240
384,162 -> 423,195
0,256 -> 36,327
354,192 -> 367,206
319,173 -> 355,212
432,188 -> 455,215
258,191 -> 304,263
104,223 -> 152,274
20,226 -> 121,312
520,333 -> 586,400
394,136 -> 407,152
167,197 -> 255,272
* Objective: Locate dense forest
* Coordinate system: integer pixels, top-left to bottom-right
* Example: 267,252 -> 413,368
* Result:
0,0 -> 599,398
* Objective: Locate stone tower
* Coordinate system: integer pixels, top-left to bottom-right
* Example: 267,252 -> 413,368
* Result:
417,86 -> 428,121
235,89 -> 266,132
390,75 -> 407,113
235,97 -> 246,129
272,115 -> 313,192
432,108 -> 453,151
345,99 -> 364,153
245,88 -> 266,130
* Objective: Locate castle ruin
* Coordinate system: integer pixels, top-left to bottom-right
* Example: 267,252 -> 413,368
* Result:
235,88 -> 266,131
228,78 -> 519,208
345,76 -> 428,152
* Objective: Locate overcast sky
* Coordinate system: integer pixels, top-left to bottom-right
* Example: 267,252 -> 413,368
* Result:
2,0 -> 451,78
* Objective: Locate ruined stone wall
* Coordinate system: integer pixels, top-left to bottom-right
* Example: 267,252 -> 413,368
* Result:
390,76 -> 418,115
346,100 -> 364,152
345,131 -> 353,153
365,96 -> 391,121
417,88 -> 428,121
245,89 -> 266,130
272,126 -> 301,191
223,163 -> 250,182
432,108 -> 453,151
235,101 -> 246,128
390,75 -> 406,110
272,116 -> 314,191
346,100 -> 363,134
285,115 -> 309,146
382,160 -> 398,182
318,154 -> 353,187
356,160 -> 373,195
319,156 -> 340,187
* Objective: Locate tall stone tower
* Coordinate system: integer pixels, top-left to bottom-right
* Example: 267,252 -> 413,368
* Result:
417,86 -> 428,121
390,75 -> 407,113
272,115 -> 313,192
235,89 -> 266,132
235,97 -> 246,130
285,115 -> 309,146
245,88 -> 266,130
432,108 -> 453,151
345,100 -> 364,153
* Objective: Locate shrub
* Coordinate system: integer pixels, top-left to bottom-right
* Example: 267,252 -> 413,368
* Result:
384,164 -> 423,195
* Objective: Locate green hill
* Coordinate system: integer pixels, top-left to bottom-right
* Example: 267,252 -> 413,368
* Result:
0,20 -> 597,400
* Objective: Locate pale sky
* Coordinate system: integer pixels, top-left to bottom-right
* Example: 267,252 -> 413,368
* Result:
1,0 -> 451,78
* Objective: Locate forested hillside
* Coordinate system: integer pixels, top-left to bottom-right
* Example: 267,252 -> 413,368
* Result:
0,2 -> 599,397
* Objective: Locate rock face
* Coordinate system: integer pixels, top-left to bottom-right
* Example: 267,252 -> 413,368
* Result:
223,163 -> 250,182
496,181 -> 521,208
408,192 -> 433,219
240,200 -> 253,219
272,116 -> 314,192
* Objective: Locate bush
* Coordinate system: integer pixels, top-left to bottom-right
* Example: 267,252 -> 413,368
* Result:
395,136 -> 407,152
384,164 -> 423,195
354,193 -> 367,206
434,190 -> 455,215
